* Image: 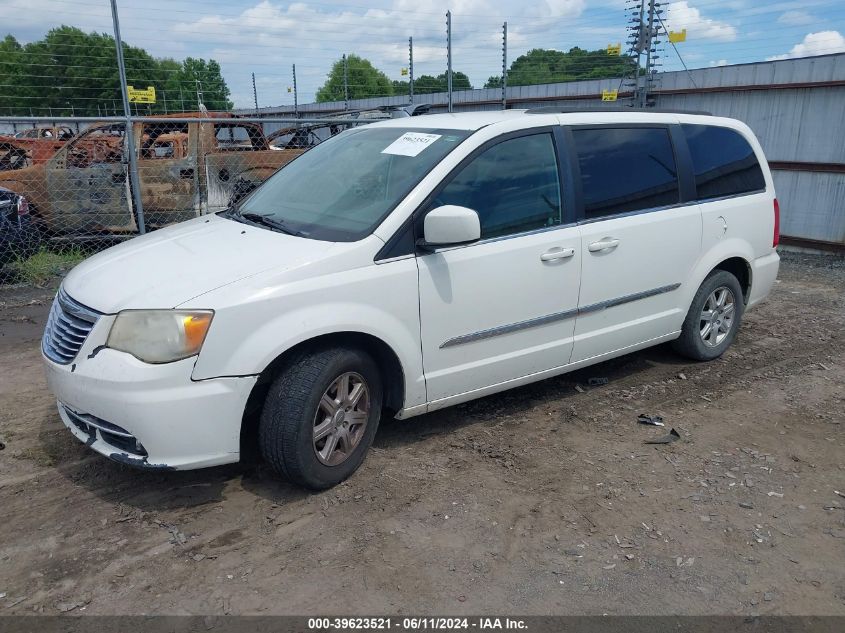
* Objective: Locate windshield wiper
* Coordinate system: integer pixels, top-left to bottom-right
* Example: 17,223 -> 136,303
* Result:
236,211 -> 304,236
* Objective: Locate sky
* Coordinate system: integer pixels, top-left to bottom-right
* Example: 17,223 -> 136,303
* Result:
1,0 -> 844,109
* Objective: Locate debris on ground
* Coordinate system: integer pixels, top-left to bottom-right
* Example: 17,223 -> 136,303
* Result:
588,377 -> 609,386
54,598 -> 90,612
638,414 -> 665,427
644,428 -> 681,444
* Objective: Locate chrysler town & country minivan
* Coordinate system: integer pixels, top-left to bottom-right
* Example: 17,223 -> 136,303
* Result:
42,110 -> 780,489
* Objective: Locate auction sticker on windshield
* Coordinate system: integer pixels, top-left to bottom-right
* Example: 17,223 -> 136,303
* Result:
381,132 -> 441,157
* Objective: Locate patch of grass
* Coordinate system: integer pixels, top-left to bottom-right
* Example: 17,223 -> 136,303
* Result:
6,248 -> 86,287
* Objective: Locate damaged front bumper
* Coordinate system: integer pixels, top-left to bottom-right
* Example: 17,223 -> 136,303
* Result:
43,345 -> 256,470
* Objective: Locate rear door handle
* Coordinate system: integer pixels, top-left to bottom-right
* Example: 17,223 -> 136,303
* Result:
588,238 -> 620,252
540,247 -> 575,262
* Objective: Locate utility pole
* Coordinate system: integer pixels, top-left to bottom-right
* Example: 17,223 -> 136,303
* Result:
343,54 -> 349,110
179,87 -> 184,112
409,36 -> 414,103
109,0 -> 146,235
643,0 -> 657,107
162,89 -> 167,114
292,64 -> 298,118
627,0 -> 662,108
502,21 -> 508,110
252,72 -> 258,114
446,10 -> 453,113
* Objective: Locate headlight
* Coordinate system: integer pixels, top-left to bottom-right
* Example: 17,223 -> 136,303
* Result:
106,310 -> 214,364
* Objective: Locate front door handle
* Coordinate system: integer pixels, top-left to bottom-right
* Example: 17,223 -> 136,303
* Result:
540,247 -> 575,262
588,238 -> 620,252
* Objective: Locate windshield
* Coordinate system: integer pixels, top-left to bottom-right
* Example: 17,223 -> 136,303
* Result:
233,126 -> 472,241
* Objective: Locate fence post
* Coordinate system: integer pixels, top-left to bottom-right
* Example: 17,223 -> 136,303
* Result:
502,22 -> 508,110
446,11 -> 453,113
109,0 -> 146,235
252,72 -> 259,114
292,64 -> 299,118
343,54 -> 349,110
409,37 -> 414,104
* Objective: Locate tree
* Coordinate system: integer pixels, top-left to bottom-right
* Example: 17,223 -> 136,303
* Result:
483,47 -> 636,88
316,54 -> 394,102
412,71 -> 472,95
0,26 -> 232,116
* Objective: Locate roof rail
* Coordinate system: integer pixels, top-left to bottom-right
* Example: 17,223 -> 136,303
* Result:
526,106 -> 712,115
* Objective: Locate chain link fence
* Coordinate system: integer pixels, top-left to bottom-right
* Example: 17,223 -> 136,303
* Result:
0,114 -> 379,284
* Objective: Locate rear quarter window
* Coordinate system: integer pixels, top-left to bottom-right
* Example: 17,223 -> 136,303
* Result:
682,124 -> 766,200
573,126 -> 680,219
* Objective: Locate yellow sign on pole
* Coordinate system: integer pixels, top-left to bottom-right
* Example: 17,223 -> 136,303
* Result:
668,29 -> 687,43
606,43 -> 622,56
602,89 -> 619,102
127,85 -> 156,104
400,67 -> 409,76
287,86 -> 293,93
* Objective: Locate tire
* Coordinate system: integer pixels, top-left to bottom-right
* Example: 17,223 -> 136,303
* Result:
259,346 -> 383,490
672,270 -> 745,361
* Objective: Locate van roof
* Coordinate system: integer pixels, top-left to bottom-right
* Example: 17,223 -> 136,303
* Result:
370,108 -> 728,132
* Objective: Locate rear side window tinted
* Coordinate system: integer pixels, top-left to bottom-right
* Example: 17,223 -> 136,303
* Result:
434,133 -> 562,239
573,127 -> 679,219
682,124 -> 765,200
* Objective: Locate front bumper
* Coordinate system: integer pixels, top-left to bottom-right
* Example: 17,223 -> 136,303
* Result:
44,346 -> 257,470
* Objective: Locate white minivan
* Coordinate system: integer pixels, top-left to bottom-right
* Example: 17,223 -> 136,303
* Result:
42,109 -> 780,489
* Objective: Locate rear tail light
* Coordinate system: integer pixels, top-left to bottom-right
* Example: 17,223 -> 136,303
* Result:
17,196 -> 29,216
772,198 -> 780,248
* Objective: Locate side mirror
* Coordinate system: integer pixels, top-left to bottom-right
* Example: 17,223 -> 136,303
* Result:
420,205 -> 481,250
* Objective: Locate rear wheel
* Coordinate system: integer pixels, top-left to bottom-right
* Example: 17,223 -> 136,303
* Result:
673,270 -> 744,361
259,347 -> 383,489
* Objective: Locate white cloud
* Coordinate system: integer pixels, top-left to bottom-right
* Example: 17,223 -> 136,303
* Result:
777,11 -> 814,26
167,0 -> 590,105
666,1 -> 738,42
709,59 -> 728,67
767,30 -> 845,60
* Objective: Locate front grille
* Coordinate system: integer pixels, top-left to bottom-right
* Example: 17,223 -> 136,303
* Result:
61,403 -> 147,457
42,288 -> 101,364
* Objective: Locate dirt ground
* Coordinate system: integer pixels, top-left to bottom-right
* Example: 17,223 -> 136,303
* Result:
0,252 -> 843,616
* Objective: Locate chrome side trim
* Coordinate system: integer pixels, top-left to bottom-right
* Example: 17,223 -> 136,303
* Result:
578,283 -> 682,315
440,307 -> 578,348
439,282 -> 681,348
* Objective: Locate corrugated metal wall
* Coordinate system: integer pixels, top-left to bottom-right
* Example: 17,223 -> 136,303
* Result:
253,53 -> 845,246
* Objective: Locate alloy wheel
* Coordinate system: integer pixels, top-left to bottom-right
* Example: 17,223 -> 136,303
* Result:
699,286 -> 736,347
313,372 -> 370,466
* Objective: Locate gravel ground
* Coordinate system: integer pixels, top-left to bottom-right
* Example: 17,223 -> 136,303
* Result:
0,252 -> 843,615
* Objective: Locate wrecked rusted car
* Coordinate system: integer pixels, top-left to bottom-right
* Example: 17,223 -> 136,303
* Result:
0,113 -> 304,234
0,126 -> 77,172
267,122 -> 345,150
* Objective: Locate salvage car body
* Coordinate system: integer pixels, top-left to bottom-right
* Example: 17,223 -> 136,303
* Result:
0,126 -> 77,172
0,113 -> 303,233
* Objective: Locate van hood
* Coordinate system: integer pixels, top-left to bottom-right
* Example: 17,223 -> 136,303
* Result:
62,214 -> 338,313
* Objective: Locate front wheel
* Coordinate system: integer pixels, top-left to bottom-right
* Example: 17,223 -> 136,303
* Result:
259,347 -> 383,489
672,270 -> 745,361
